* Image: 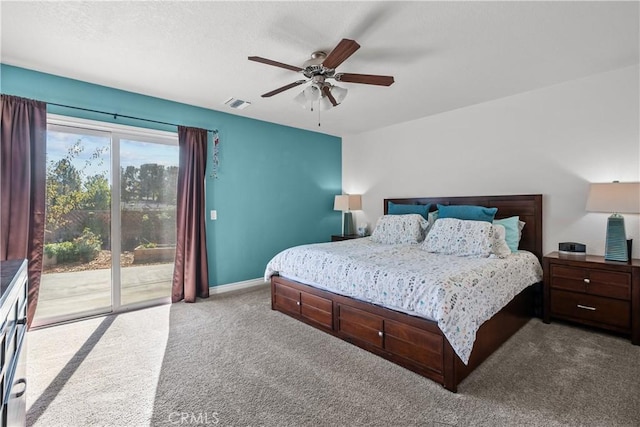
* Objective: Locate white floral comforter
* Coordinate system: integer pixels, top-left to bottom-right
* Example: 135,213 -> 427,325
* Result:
264,238 -> 543,364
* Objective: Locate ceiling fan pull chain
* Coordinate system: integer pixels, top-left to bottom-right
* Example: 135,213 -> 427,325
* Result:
318,101 -> 321,127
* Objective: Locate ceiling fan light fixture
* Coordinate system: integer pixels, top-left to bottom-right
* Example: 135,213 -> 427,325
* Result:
330,85 -> 348,104
319,96 -> 334,111
319,84 -> 348,110
294,84 -> 323,109
295,83 -> 348,111
303,84 -> 321,102
293,91 -> 311,109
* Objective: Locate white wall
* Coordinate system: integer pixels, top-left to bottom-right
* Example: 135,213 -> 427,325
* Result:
343,65 -> 640,258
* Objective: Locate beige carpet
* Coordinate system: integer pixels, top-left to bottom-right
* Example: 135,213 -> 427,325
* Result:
27,286 -> 640,427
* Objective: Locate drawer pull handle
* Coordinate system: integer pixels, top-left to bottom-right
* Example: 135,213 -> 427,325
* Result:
378,331 -> 383,337
577,304 -> 596,311
583,278 -> 590,284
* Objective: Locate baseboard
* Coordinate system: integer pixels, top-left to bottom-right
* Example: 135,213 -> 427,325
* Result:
209,278 -> 268,295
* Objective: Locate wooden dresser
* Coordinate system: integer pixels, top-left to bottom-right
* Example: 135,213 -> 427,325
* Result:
0,259 -> 28,427
543,252 -> 640,344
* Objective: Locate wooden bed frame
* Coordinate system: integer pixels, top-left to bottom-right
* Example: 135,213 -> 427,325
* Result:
271,194 -> 543,392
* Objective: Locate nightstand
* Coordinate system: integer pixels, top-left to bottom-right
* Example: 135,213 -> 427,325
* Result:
331,234 -> 362,242
543,251 -> 639,345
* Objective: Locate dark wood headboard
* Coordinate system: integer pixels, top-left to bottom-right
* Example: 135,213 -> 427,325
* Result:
384,194 -> 543,261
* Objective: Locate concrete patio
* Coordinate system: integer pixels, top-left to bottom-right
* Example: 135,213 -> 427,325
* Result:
35,263 -> 173,321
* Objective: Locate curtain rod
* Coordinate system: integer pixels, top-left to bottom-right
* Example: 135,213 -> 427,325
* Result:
47,102 -> 218,133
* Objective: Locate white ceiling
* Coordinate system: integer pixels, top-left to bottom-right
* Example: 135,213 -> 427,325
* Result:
1,1 -> 638,137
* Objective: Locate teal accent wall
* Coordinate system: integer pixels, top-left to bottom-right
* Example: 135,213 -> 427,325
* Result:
1,64 -> 342,285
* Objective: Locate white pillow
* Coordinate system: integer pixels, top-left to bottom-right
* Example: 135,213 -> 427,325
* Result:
370,214 -> 429,244
491,224 -> 512,258
421,218 -> 511,258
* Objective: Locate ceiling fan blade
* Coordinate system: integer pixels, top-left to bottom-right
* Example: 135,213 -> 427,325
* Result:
248,56 -> 303,72
322,86 -> 338,106
261,80 -> 306,97
335,73 -> 394,86
322,39 -> 360,69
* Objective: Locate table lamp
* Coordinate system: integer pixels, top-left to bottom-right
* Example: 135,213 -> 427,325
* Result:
334,194 -> 362,236
586,181 -> 640,262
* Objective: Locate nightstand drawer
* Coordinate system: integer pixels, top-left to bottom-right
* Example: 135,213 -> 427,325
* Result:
550,265 -> 631,300
550,266 -> 588,292
550,290 -> 630,329
588,270 -> 631,300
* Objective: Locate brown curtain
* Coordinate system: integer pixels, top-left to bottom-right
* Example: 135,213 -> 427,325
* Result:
172,126 -> 209,302
1,95 -> 47,328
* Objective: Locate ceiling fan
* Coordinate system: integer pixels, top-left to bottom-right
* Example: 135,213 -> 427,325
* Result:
248,38 -> 394,111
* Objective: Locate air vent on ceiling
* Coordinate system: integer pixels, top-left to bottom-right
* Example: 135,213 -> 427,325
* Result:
223,97 -> 251,110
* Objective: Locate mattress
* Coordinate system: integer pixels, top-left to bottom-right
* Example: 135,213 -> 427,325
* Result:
265,238 -> 543,364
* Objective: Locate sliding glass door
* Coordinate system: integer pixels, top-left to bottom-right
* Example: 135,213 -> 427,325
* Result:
118,137 -> 178,307
37,125 -> 113,322
34,117 -> 178,326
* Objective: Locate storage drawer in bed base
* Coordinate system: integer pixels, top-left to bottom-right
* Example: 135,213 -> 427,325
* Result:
271,275 -> 535,393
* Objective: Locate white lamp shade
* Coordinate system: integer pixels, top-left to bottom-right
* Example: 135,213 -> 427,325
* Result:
319,96 -> 333,111
319,85 -> 348,111
303,85 -> 321,102
331,85 -> 348,103
334,194 -> 362,211
295,84 -> 348,111
586,182 -> 640,214
293,91 -> 309,108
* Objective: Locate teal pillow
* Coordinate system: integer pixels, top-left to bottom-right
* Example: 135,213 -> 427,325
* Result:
493,216 -> 521,252
428,210 -> 439,229
387,202 -> 431,220
437,204 -> 497,223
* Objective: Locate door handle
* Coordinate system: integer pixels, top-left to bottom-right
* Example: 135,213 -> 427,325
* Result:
11,378 -> 27,398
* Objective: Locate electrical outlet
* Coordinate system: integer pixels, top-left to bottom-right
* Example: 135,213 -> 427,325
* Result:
210,210 -> 217,220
